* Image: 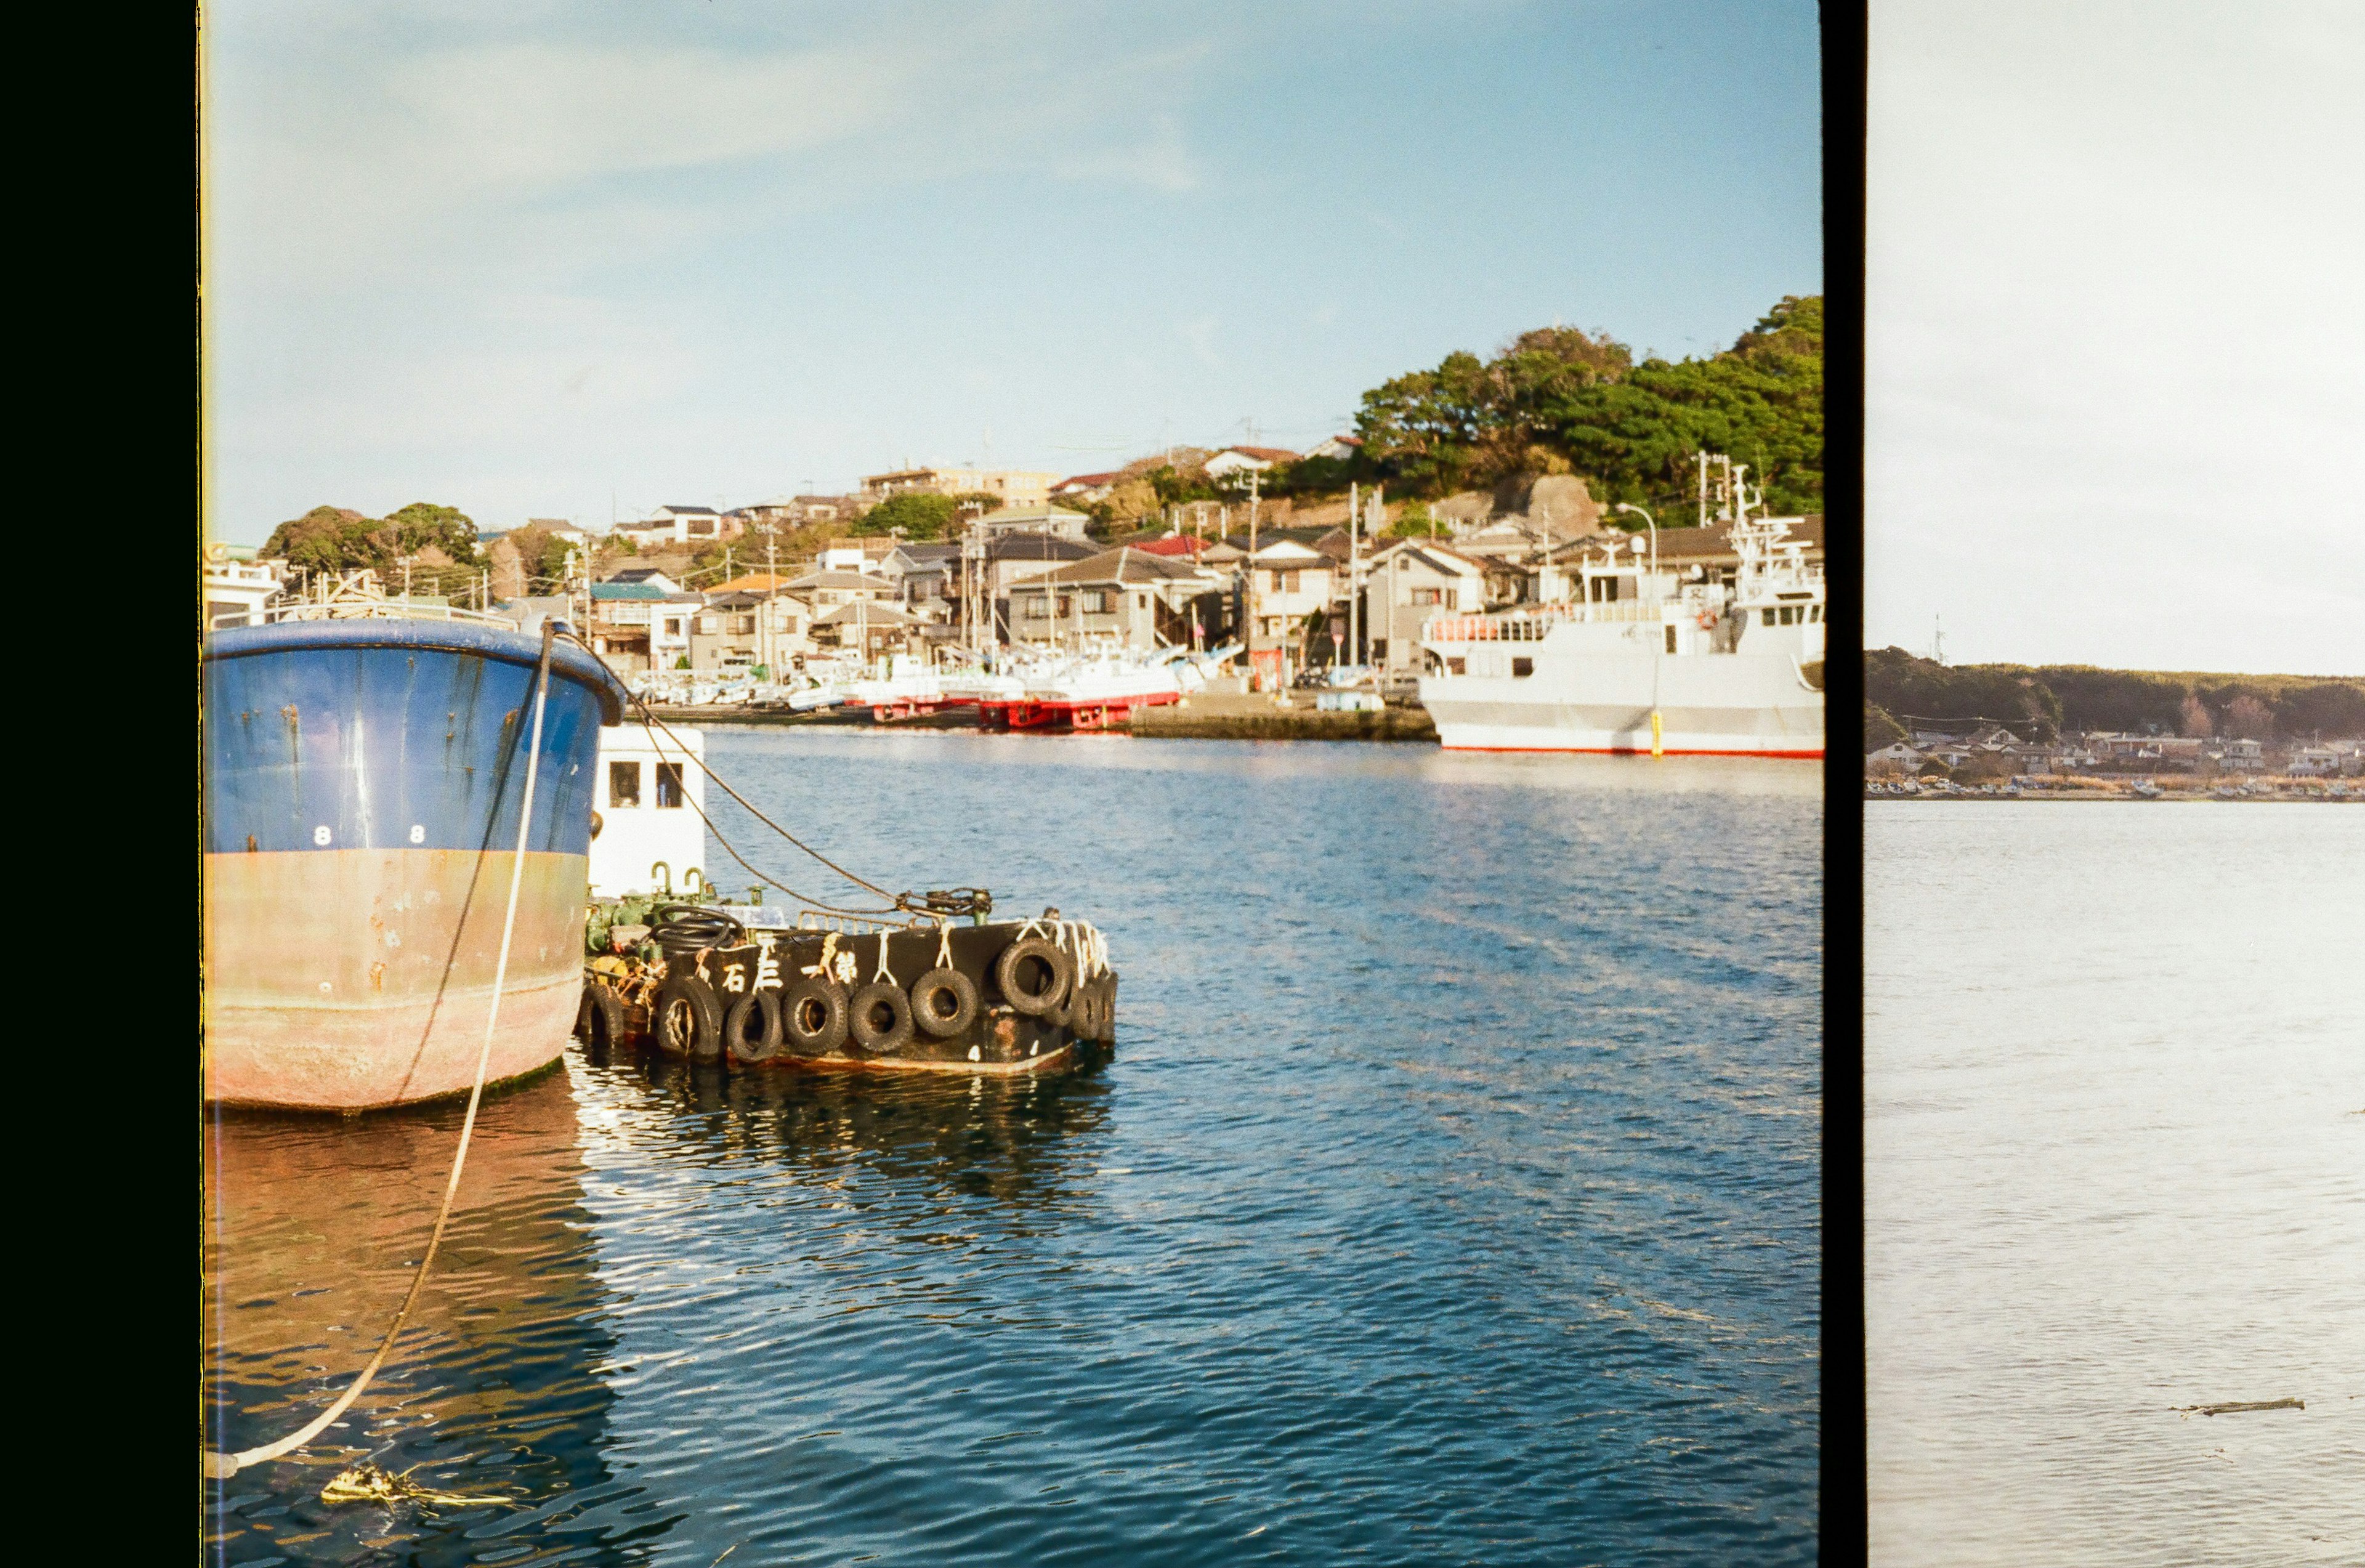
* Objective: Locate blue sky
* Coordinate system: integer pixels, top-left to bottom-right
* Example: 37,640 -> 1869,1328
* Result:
1868,1 -> 2363,674
204,1 -> 1822,541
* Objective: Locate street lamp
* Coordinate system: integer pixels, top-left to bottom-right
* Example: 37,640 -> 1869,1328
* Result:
1614,502 -> 1665,759
1614,502 -> 1657,584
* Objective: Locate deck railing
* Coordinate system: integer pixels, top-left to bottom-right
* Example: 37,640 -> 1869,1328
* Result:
208,600 -> 522,631
1423,599 -> 1668,642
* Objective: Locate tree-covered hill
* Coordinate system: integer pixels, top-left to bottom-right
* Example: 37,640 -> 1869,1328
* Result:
1864,648 -> 2365,750
1305,295 -> 1822,523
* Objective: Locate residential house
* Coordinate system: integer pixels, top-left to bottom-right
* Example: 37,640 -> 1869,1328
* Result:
819,540 -> 898,573
1203,446 -> 1302,481
1004,547 -> 1233,652
965,504 -> 1093,542
687,588 -> 810,673
883,542 -> 963,619
589,580 -> 703,673
1051,471 -> 1123,504
2211,738 -> 2266,772
613,506 -> 738,549
809,598 -> 924,660
1237,538 -> 1335,668
1865,742 -> 1926,775
860,466 -> 1061,512
2088,733 -> 2208,770
2286,746 -> 2343,776
1303,435 -> 1362,462
1357,540 -> 1488,672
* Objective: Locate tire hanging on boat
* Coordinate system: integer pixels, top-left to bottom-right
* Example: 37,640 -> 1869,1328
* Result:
723,990 -> 783,1064
653,973 -> 724,1059
910,967 -> 980,1039
849,980 -> 916,1054
994,936 -> 1073,1017
780,974 -> 848,1056
576,982 -> 628,1056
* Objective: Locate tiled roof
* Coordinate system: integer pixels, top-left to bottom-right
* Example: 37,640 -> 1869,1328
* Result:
591,583 -> 669,600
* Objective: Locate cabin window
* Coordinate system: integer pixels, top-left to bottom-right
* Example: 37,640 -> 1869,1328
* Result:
1447,657 -> 1467,675
1761,608 -> 1777,626
1665,625 -> 1678,653
609,761 -> 641,808
1512,657 -> 1534,678
656,763 -> 685,809
1371,639 -> 1388,660
1810,605 -> 1822,622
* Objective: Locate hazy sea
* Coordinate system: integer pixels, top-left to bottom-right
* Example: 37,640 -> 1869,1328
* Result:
206,731 -> 1822,1567
1866,802 -> 2365,1566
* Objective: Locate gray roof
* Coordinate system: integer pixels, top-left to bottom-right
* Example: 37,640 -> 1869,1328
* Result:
987,535 -> 1097,563
1008,547 -> 1211,588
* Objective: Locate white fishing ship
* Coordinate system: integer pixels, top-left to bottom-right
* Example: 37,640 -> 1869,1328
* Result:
1417,455 -> 1824,756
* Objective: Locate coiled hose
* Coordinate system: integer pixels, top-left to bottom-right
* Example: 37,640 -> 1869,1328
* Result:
650,902 -> 746,957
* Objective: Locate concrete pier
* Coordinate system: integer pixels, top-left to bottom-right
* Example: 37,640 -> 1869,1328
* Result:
1126,693 -> 1439,743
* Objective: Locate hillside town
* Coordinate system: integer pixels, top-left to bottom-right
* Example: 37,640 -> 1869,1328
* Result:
201,442 -> 1826,703
1866,721 -> 2362,798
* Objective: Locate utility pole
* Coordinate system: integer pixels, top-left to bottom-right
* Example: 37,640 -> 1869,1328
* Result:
1348,482 -> 1359,671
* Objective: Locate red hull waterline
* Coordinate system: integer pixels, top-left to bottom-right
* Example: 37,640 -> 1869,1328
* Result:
203,849 -> 588,1112
977,692 -> 1181,732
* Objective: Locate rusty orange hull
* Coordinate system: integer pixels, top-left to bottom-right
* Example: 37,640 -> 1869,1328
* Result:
203,849 -> 588,1111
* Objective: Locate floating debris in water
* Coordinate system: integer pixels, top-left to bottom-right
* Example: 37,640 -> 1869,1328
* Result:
2170,1398 -> 2304,1418
319,1462 -> 515,1509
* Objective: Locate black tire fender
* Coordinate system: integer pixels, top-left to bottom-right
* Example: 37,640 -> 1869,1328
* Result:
849,980 -> 916,1054
994,936 -> 1073,1016
723,990 -> 782,1064
910,967 -> 980,1038
653,974 -> 724,1060
1097,972 -> 1120,1043
781,974 -> 848,1056
576,981 -> 629,1056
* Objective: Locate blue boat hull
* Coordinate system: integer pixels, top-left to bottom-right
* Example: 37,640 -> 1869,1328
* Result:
202,621 -> 627,1109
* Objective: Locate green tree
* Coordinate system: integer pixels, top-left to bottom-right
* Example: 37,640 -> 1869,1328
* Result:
383,502 -> 482,563
853,491 -> 956,540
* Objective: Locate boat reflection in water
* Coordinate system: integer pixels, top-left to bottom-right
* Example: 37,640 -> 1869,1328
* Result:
204,1070 -> 653,1567
205,1044 -> 1114,1564
584,1032 -> 1116,1208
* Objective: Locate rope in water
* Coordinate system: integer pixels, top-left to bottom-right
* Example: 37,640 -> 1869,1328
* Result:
203,622 -> 559,1480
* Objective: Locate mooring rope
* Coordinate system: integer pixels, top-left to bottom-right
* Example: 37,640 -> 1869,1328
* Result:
549,629 -> 984,926
204,622 -> 559,1481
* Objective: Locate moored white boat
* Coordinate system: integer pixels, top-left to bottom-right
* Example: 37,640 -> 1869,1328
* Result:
1418,455 -> 1824,757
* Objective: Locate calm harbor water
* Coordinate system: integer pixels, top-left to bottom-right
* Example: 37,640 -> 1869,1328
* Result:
1866,804 -> 2365,1567
207,732 -> 1822,1567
